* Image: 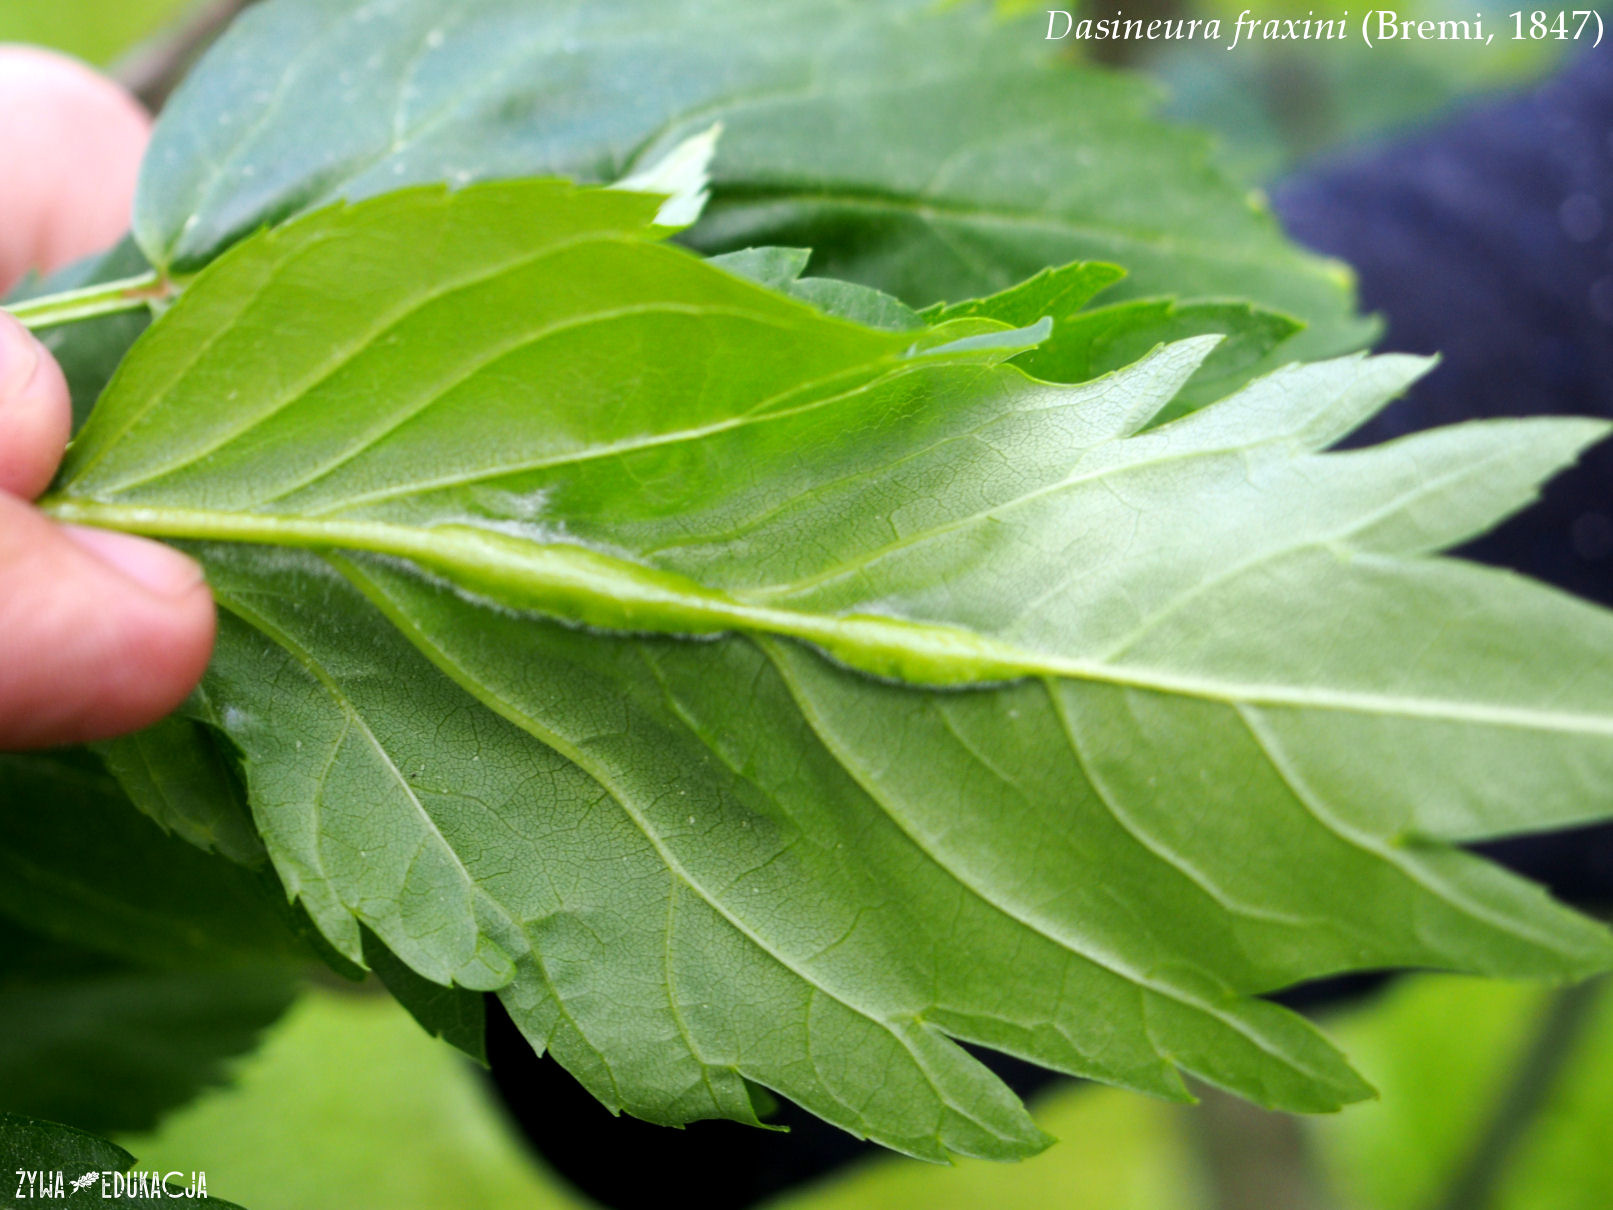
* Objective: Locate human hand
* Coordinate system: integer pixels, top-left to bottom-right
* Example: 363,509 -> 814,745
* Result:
0,46 -> 214,750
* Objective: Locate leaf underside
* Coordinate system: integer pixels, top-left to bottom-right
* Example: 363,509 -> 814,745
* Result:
43,179 -> 1613,1160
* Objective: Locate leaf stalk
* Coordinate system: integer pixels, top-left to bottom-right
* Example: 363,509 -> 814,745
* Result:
4,271 -> 177,331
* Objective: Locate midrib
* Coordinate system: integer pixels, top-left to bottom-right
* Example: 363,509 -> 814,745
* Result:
36,497 -> 1613,738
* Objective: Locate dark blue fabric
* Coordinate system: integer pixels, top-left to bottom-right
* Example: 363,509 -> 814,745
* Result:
1273,48 -> 1613,606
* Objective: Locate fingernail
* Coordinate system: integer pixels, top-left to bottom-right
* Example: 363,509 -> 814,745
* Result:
0,314 -> 42,398
64,526 -> 205,598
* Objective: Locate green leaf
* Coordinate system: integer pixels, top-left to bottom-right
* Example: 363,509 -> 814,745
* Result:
98,713 -> 265,867
711,247 -> 926,332
768,1079 -> 1201,1210
362,928 -> 486,1066
0,752 -> 310,971
45,180 -> 1613,1159
922,260 -> 1128,327
1,1113 -> 134,1185
117,989 -> 586,1210
714,254 -> 1287,410
1021,298 -> 1303,416
921,263 -> 1303,410
0,1113 -> 247,1207
1314,974 -> 1613,1210
131,0 -> 1369,366
0,0 -> 192,67
0,921 -> 296,1136
3,238 -> 154,432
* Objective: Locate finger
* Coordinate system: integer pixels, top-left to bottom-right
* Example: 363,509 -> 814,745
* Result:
0,312 -> 71,499
0,45 -> 152,293
0,494 -> 215,749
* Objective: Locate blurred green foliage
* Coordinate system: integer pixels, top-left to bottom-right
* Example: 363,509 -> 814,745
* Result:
1316,978 -> 1546,1210
110,974 -> 1613,1210
1024,0 -> 1577,178
0,0 -> 192,66
764,1085 -> 1201,1210
1154,10 -> 1568,180
119,990 -> 588,1210
119,987 -> 1206,1210
1314,976 -> 1613,1210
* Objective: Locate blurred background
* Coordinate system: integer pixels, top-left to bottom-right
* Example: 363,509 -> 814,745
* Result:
5,0 -> 1585,181
3,1 -> 1610,1206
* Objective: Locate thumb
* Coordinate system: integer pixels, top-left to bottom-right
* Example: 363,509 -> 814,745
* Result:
0,495 -> 216,749
0,45 -> 151,292
0,319 -> 214,750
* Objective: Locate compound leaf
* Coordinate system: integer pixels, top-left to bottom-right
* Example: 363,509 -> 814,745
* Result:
42,179 -> 1613,1160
